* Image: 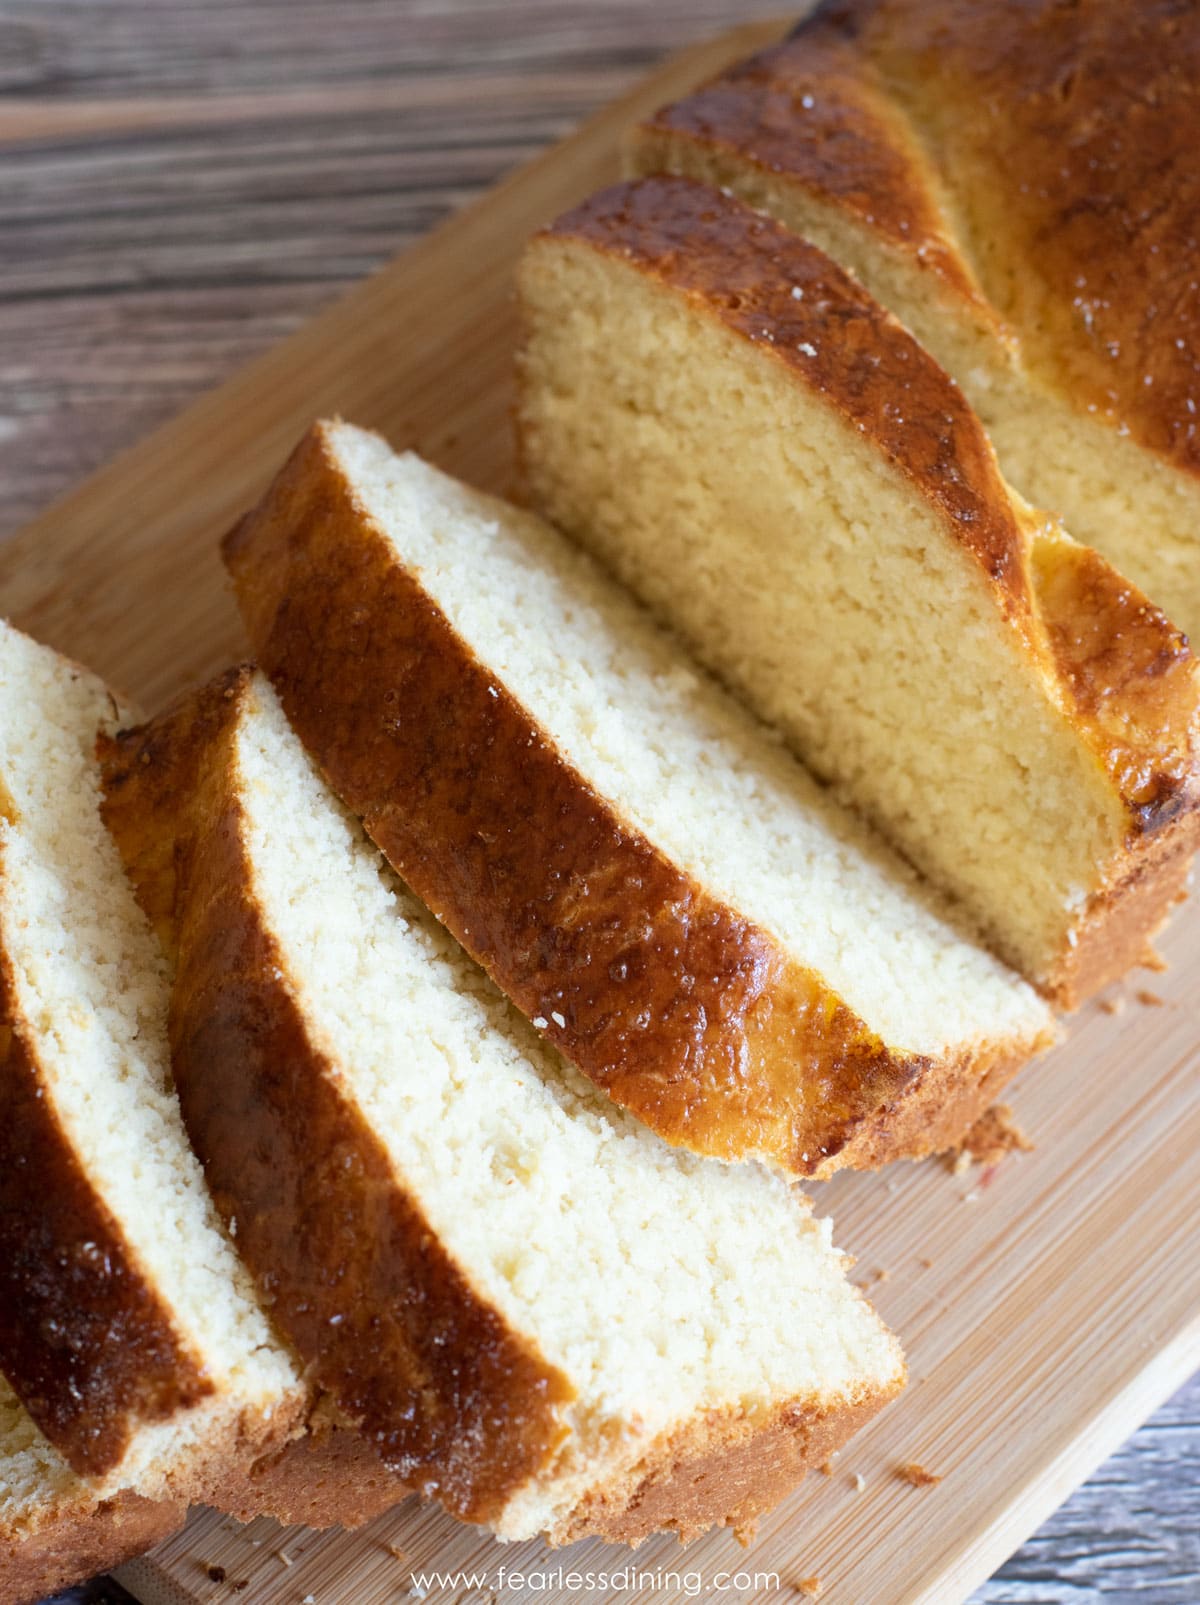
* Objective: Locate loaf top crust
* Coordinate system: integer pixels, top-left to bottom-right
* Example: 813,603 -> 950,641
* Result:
639,24 -> 989,308
539,177 -> 1200,850
643,0 -> 1200,479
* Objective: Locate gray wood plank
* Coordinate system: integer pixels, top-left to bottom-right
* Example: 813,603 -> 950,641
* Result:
1,3 -> 1196,1599
976,1372 -> 1200,1604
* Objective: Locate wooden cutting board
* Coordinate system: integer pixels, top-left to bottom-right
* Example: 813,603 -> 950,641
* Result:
4,17 -> 1197,1605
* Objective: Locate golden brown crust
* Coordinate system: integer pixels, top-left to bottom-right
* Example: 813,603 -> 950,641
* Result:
653,1 -> 1200,481
543,176 -> 1028,602
214,1420 -> 409,1531
825,1033 -> 1031,1175
100,669 -> 575,1527
824,0 -> 1200,477
1043,812 -> 1198,1009
1030,534 -> 1198,832
1028,532 -> 1200,1003
219,424 -> 1048,1175
531,178 -> 1200,1006
0,1490 -> 184,1605
0,881 -> 212,1478
557,1384 -> 899,1547
634,30 -> 986,309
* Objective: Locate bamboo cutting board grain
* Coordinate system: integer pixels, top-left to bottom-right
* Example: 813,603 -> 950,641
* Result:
3,18 -> 1196,1605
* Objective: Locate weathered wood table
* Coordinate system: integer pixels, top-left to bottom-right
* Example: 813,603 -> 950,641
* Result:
1,2 -> 1196,1600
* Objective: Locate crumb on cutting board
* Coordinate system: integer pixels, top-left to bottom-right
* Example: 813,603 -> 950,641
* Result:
1136,989 -> 1165,1007
897,1462 -> 943,1487
734,1517 -> 760,1546
205,1565 -> 227,1584
1098,994 -> 1126,1015
946,1103 -> 1033,1171
793,1576 -> 823,1597
853,1472 -> 866,1492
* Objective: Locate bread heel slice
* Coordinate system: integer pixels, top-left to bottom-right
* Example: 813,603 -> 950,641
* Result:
101,665 -> 905,1545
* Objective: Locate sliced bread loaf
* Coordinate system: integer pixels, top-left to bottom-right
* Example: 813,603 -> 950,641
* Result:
100,664 -> 905,1544
221,422 -> 1052,1176
515,177 -> 1200,1005
0,620 -> 307,1503
0,1378 -> 182,1605
628,3 -> 1200,639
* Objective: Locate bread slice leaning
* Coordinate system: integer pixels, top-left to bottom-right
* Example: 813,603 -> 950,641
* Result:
515,177 -> 1200,1006
0,1378 -> 182,1605
101,665 -> 906,1545
221,422 -> 1053,1177
0,620 -> 313,1510
628,5 -> 1200,640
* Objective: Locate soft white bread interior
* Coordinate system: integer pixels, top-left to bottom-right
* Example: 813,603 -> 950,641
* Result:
221,422 -> 1053,1177
0,620 -> 305,1502
515,178 -> 1200,1006
101,666 -> 906,1546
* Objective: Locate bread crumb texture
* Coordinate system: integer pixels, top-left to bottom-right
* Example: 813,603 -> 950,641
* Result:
948,1103 -> 1033,1170
898,1461 -> 943,1487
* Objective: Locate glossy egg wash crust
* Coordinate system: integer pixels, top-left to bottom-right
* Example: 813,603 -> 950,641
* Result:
515,177 -> 1200,1007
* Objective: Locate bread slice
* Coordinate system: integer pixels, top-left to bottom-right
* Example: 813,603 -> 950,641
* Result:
515,177 -> 1200,1006
99,664 -> 905,1545
0,620 -> 309,1505
220,422 -> 1051,1176
0,1378 -> 183,1605
627,5 -> 1200,639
